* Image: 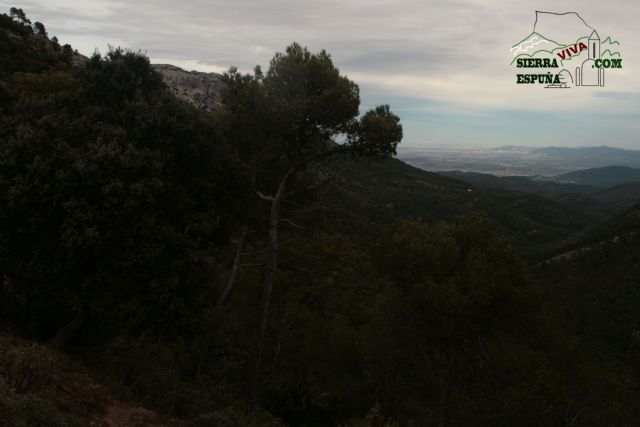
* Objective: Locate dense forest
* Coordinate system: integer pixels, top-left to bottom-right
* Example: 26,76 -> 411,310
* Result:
1,9 -> 640,426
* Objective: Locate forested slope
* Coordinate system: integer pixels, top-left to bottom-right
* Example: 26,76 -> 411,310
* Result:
2,9 -> 639,426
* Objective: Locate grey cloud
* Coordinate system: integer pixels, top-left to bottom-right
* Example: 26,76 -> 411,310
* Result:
593,92 -> 640,102
5,0 -> 514,72
3,0 -> 640,147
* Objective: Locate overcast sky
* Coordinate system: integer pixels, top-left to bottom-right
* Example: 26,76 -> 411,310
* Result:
5,0 -> 640,148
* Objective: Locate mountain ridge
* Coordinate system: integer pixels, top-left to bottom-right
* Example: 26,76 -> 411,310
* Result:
556,165 -> 640,187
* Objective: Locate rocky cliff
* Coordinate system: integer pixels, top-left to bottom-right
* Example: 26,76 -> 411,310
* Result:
152,64 -> 224,112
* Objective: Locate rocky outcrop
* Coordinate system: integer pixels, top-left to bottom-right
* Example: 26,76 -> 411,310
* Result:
152,64 -> 224,112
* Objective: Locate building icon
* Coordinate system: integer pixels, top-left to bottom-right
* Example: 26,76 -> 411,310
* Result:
576,30 -> 604,86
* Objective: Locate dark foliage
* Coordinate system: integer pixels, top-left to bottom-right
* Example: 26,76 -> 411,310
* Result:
0,36 -> 246,339
1,10 -> 640,426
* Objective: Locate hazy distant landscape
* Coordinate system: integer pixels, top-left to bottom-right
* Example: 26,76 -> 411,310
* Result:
401,145 -> 640,216
399,144 -> 640,176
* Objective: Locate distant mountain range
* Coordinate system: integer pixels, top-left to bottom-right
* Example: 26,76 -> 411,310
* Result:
399,145 -> 640,176
531,146 -> 640,166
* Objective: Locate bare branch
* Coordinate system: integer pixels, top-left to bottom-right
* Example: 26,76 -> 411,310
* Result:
257,191 -> 274,201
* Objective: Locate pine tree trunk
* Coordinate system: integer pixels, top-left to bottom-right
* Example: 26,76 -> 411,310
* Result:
252,171 -> 289,405
218,226 -> 248,308
196,226 -> 249,379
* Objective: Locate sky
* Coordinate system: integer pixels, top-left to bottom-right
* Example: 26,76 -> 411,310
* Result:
4,0 -> 640,149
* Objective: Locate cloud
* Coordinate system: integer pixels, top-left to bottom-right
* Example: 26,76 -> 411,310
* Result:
2,0 -> 639,147
593,91 -> 640,102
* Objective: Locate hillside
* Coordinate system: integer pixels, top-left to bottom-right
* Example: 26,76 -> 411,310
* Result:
440,169 -> 640,216
535,205 -> 640,364
0,329 -> 170,427
542,203 -> 640,255
319,157 -> 605,257
0,12 -> 72,75
440,170 -> 597,196
591,181 -> 640,209
556,165 -> 640,188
